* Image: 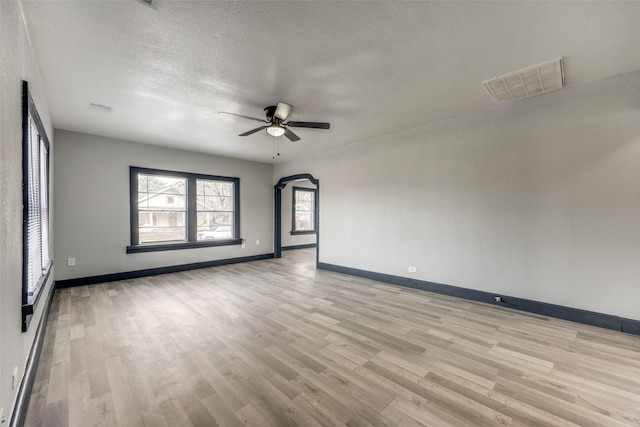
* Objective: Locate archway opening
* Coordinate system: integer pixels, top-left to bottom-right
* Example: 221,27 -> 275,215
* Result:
274,173 -> 319,266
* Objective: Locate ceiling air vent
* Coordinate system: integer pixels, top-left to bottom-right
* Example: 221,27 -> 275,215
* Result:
483,58 -> 564,104
134,0 -> 157,9
88,102 -> 114,114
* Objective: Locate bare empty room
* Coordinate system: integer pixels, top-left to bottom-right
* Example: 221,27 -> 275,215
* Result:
1,1 -> 640,426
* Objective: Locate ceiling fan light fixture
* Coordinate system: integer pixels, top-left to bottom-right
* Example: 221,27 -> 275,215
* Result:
266,124 -> 285,137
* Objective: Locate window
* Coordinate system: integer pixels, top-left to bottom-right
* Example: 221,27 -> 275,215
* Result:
128,167 -> 240,253
292,187 -> 316,234
22,81 -> 52,331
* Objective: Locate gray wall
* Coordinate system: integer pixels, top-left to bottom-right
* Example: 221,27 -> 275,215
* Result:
0,0 -> 55,420
54,130 -> 274,280
275,70 -> 640,321
281,179 -> 317,248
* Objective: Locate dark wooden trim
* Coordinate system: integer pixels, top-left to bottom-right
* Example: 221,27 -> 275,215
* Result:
129,166 -> 139,245
282,244 -> 317,251
274,188 -> 282,259
186,177 -> 198,242
317,262 -> 640,336
127,238 -> 243,253
275,173 -> 319,190
56,253 -> 274,289
21,81 -> 29,309
621,318 -> 640,335
234,177 -> 241,240
132,166 -> 238,183
315,183 -> 320,267
11,279 -> 56,427
21,260 -> 52,332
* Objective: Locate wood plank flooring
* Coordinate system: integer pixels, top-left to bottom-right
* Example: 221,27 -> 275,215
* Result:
25,249 -> 640,426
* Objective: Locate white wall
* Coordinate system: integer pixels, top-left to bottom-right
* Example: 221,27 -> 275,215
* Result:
275,70 -> 640,321
54,130 -> 274,280
0,0 -> 55,421
281,179 -> 317,248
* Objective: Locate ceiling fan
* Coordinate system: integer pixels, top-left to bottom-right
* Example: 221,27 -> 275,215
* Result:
220,102 -> 330,142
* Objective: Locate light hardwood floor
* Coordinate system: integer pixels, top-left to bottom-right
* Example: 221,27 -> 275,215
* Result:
25,249 -> 640,426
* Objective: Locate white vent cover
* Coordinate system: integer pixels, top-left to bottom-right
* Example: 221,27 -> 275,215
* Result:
483,58 -> 564,104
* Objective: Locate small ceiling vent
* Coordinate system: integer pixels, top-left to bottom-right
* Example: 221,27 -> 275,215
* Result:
134,0 -> 157,9
88,102 -> 114,114
483,58 -> 564,104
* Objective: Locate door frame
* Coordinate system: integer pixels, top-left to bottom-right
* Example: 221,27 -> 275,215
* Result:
274,173 -> 319,266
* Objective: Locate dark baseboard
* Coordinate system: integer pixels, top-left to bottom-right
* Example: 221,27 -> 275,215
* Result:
317,262 -> 640,336
56,253 -> 274,289
282,243 -> 317,251
11,279 -> 56,427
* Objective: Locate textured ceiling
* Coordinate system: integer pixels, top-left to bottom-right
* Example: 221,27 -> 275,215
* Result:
21,1 -> 640,163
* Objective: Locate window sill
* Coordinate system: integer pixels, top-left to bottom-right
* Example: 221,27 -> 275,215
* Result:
22,260 -> 52,332
290,230 -> 316,235
127,238 -> 243,254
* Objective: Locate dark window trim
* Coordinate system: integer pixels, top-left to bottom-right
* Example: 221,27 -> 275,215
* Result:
22,80 -> 52,332
128,166 -> 241,253
292,186 -> 317,234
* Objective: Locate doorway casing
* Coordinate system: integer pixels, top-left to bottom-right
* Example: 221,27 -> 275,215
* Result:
274,173 -> 319,265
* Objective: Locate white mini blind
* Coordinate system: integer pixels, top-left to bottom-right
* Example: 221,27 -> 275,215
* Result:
25,118 -> 43,296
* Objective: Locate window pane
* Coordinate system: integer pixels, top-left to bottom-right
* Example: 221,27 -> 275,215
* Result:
196,223 -> 234,241
296,190 -> 313,203
197,212 -> 233,241
196,178 -> 234,241
139,211 -> 186,243
137,174 -> 187,243
295,212 -> 314,231
293,188 -> 315,232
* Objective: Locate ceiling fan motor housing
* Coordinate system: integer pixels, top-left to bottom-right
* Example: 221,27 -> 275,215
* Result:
264,106 -> 277,122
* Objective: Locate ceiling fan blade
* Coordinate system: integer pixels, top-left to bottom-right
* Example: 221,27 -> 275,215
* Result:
284,128 -> 301,142
220,111 -> 268,123
286,121 -> 330,129
239,126 -> 268,136
274,102 -> 293,121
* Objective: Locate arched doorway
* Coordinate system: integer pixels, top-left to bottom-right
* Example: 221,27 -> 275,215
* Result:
274,173 -> 319,266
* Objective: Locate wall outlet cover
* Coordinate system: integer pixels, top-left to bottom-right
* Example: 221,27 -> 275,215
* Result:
12,366 -> 19,390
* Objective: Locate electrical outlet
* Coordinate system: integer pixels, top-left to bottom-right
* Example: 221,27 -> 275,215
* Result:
67,257 -> 76,267
12,366 -> 18,390
408,266 -> 417,273
256,240 -> 260,246
241,242 -> 246,249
